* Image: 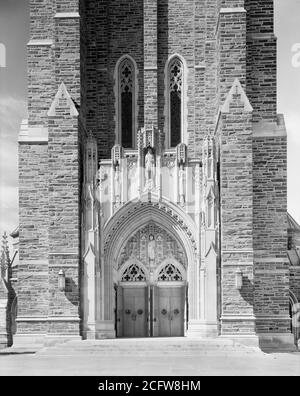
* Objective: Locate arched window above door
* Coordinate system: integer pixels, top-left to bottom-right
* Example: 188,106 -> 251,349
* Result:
168,57 -> 183,148
157,263 -> 183,282
121,263 -> 146,282
116,56 -> 138,149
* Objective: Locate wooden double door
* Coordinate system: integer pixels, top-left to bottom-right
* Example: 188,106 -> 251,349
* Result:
116,285 -> 186,338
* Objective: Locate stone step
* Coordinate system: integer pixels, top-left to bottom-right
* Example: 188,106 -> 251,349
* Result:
36,338 -> 262,356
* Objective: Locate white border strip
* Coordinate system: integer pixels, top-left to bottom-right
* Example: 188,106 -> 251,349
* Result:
54,12 -> 80,19
220,7 -> 246,14
27,39 -> 53,46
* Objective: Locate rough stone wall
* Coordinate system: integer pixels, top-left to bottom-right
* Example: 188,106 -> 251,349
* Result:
47,0 -> 82,336
28,44 -> 54,126
193,0 -> 206,154
290,267 -> 300,303
18,143 -> 49,334
17,0 -> 83,339
218,90 -> 255,335
144,0 -> 158,129
245,0 -> 277,122
54,16 -> 81,103
253,133 -> 290,333
218,7 -> 247,102
29,0 -> 54,40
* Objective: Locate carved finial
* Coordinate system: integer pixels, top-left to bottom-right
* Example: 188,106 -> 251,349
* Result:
0,232 -> 10,279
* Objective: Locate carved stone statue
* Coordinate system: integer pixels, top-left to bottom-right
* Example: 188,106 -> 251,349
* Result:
114,165 -> 121,205
148,234 -> 156,265
145,147 -> 155,190
178,164 -> 185,206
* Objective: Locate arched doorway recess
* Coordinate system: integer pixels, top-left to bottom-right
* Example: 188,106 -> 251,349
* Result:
103,200 -> 197,338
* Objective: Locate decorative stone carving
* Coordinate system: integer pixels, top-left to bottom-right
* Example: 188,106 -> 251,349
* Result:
148,234 -> 156,266
112,145 -> 122,167
144,147 -> 156,191
121,264 -> 146,282
157,263 -> 183,282
114,165 -> 121,208
178,164 -> 185,206
117,222 -> 187,270
170,58 -> 183,94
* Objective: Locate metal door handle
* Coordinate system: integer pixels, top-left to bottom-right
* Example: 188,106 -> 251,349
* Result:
131,313 -> 137,321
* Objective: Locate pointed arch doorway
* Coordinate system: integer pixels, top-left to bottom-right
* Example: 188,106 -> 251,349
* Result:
115,223 -> 187,338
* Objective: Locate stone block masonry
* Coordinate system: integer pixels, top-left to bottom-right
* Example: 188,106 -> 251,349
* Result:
218,80 -> 255,335
245,0 -> 277,122
253,128 -> 291,336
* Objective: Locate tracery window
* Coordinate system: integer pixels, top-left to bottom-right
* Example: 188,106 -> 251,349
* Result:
169,58 -> 183,148
157,264 -> 183,282
119,58 -> 134,148
121,264 -> 146,282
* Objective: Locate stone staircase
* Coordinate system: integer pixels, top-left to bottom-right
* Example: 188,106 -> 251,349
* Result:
35,337 -> 262,357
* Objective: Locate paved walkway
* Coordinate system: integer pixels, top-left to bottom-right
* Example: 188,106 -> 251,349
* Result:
0,340 -> 299,376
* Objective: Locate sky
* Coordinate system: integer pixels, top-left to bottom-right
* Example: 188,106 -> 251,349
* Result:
0,0 -> 300,242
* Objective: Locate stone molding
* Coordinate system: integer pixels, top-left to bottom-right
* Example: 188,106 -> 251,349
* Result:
48,82 -> 79,117
221,78 -> 253,114
219,7 -> 246,14
27,39 -> 53,46
18,120 -> 48,143
54,12 -> 80,19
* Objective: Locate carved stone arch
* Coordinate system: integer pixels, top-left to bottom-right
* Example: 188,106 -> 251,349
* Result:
154,258 -> 186,282
118,259 -> 149,283
104,199 -> 197,267
289,291 -> 300,345
116,220 -> 188,271
290,290 -> 298,306
101,200 -> 200,330
114,54 -> 139,149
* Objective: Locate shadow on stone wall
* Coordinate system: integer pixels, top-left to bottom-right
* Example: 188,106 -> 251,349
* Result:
65,277 -> 79,307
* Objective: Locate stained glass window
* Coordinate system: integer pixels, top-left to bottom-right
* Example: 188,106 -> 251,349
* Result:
169,58 -> 183,147
120,59 -> 134,148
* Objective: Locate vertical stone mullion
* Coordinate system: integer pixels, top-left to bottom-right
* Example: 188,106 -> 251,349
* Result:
144,0 -> 158,129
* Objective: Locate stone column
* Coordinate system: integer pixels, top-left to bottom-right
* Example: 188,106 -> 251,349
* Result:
15,0 -> 55,347
0,279 -> 8,348
186,162 -> 202,337
144,0 -> 158,129
218,79 -> 256,341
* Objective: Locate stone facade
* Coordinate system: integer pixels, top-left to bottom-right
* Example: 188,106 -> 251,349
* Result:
9,0 -> 298,350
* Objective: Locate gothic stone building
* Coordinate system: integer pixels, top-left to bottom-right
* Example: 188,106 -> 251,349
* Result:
9,0 -> 300,349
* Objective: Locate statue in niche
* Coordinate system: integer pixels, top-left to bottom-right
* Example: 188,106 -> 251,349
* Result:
148,234 -> 156,267
145,147 -> 155,190
114,165 -> 121,206
178,164 -> 185,206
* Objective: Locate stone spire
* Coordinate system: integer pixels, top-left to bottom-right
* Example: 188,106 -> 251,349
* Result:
0,232 -> 10,280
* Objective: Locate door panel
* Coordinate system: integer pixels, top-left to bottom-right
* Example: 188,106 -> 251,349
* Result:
154,286 -> 185,337
117,285 -> 185,338
116,286 -> 123,337
152,285 -> 160,337
122,287 -> 147,338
